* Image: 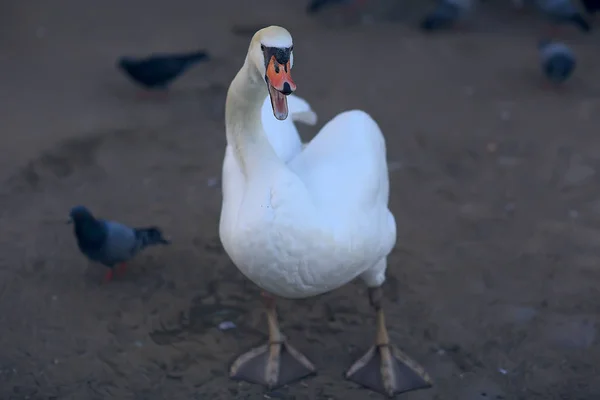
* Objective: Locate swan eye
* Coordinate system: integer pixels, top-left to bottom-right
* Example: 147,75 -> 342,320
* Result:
261,44 -> 265,51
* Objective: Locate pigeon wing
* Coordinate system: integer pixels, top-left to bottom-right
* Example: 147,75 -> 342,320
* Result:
100,220 -> 139,265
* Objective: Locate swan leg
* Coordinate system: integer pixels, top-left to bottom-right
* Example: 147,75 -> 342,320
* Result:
345,287 -> 433,397
229,292 -> 316,389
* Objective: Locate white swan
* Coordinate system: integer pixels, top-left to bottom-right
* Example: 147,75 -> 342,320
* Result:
219,26 -> 432,397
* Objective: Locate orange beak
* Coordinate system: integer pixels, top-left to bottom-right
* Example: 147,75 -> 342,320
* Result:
265,55 -> 296,120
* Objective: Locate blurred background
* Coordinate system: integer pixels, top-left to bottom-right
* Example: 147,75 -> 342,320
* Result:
0,0 -> 599,399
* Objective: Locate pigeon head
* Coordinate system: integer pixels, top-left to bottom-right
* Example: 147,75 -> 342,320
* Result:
68,206 -> 107,253
69,205 -> 95,224
117,57 -> 134,70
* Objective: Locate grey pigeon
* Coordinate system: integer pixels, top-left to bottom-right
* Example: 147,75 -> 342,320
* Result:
538,39 -> 576,84
69,205 -> 170,282
420,0 -> 474,32
535,0 -> 591,32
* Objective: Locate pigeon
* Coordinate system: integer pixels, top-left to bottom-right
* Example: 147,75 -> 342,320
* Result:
420,0 -> 474,32
538,39 -> 576,85
68,206 -> 170,282
306,0 -> 365,14
117,49 -> 210,93
535,0 -> 591,33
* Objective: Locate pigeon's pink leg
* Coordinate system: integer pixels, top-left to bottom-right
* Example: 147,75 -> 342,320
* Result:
546,24 -> 563,39
347,0 -> 367,18
353,0 -> 367,8
103,269 -> 114,284
452,22 -> 468,32
116,263 -> 127,277
153,90 -> 169,101
540,80 -> 566,94
136,91 -> 151,100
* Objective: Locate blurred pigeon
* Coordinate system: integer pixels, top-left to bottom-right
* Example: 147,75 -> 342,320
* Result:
538,39 -> 576,85
581,0 -> 600,14
420,0 -> 474,32
535,0 -> 591,32
117,49 -> 210,93
306,0 -> 365,14
69,206 -> 170,282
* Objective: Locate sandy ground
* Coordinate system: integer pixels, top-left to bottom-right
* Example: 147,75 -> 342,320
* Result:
1,0 -> 600,399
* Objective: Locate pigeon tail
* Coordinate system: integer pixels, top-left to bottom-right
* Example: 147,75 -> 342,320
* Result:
581,0 -> 600,14
178,50 -> 211,65
568,14 -> 591,32
420,3 -> 461,31
134,227 -> 170,249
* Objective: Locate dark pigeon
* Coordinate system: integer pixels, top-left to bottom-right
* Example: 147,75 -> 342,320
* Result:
420,0 -> 473,32
117,49 -> 210,91
69,205 -> 170,282
539,39 -> 576,84
536,0 -> 591,32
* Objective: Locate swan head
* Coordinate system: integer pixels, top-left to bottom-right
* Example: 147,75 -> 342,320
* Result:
248,26 -> 296,121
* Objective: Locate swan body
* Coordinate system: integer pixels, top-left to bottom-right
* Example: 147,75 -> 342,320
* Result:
219,27 -> 396,299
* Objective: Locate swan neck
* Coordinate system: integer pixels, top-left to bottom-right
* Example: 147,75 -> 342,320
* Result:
225,60 -> 280,177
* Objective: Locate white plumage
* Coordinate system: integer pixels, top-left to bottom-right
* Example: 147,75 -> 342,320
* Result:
219,29 -> 395,299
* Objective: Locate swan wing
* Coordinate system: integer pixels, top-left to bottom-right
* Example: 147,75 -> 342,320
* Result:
262,93 -> 317,163
289,110 -> 390,216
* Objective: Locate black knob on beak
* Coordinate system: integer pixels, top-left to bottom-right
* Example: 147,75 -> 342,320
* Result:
281,82 -> 293,95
